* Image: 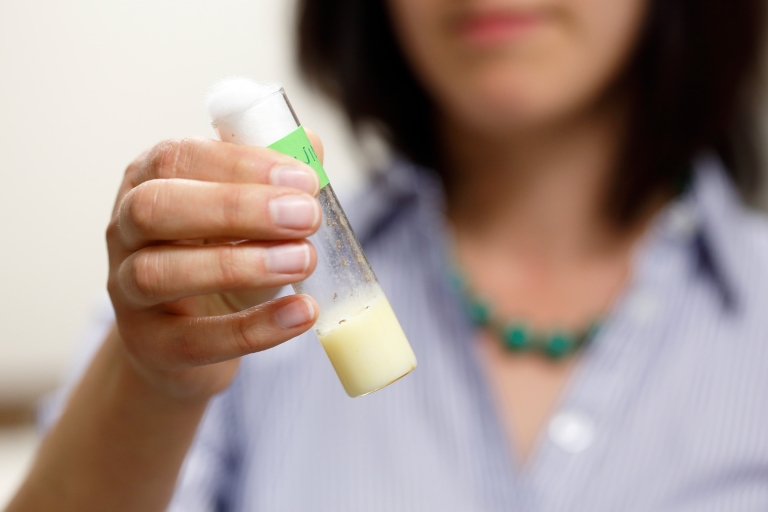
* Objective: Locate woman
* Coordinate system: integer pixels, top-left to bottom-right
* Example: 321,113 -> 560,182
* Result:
9,0 -> 768,510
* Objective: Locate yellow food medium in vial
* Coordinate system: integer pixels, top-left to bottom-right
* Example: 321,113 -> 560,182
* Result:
318,296 -> 417,398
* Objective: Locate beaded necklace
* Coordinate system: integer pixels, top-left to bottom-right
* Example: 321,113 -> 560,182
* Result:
445,163 -> 691,359
450,270 -> 601,359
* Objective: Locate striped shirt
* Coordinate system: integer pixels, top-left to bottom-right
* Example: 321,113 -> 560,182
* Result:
45,154 -> 768,511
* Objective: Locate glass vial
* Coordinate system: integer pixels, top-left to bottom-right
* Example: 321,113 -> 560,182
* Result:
209,81 -> 417,397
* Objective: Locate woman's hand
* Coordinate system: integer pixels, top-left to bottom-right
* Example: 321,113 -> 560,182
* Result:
107,136 -> 323,400
7,137 -> 328,512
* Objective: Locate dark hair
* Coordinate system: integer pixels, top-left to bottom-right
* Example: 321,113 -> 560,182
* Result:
298,0 -> 765,223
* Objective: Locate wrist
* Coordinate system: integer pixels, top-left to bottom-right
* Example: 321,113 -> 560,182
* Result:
9,325 -> 211,512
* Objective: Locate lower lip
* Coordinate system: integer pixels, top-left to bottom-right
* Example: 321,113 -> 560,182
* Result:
458,15 -> 544,46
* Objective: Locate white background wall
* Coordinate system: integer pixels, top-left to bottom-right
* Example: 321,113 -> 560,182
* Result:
0,0 -> 364,406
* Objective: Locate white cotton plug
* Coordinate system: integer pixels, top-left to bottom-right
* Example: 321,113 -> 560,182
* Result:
205,77 -> 281,122
206,77 -> 297,147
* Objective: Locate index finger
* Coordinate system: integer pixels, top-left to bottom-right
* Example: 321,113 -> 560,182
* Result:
120,137 -> 321,200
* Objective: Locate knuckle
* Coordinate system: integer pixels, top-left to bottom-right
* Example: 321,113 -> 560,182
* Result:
232,150 -> 268,182
230,146 -> 284,178
173,317 -> 216,367
177,332 -> 206,366
231,313 -> 265,354
216,245 -> 248,288
123,148 -> 151,187
220,185 -> 244,231
149,139 -> 184,180
130,251 -> 164,300
127,183 -> 161,238
123,162 -> 141,188
150,138 -> 204,180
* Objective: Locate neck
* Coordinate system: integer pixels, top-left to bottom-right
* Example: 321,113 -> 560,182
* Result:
443,100 -> 647,264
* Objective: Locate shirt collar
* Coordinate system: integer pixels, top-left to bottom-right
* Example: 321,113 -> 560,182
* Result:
685,153 -> 754,311
346,157 -> 445,246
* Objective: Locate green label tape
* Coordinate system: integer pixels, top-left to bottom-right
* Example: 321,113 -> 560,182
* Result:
268,126 -> 329,189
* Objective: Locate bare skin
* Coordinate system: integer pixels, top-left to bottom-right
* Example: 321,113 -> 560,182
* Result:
8,134 -> 326,511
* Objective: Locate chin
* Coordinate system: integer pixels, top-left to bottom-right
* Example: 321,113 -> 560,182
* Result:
448,77 -> 575,134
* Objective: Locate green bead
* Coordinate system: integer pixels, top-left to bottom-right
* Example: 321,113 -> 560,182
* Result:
468,298 -> 491,326
545,332 -> 574,359
502,324 -> 529,351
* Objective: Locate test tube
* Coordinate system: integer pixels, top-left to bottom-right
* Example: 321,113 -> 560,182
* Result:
207,78 -> 417,397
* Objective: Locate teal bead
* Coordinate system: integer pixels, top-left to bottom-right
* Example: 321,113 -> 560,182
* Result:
449,267 -> 599,359
502,324 -> 529,351
545,332 -> 574,359
468,298 -> 491,327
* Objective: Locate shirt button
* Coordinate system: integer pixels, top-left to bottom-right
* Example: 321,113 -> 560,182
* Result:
548,410 -> 595,454
626,290 -> 659,325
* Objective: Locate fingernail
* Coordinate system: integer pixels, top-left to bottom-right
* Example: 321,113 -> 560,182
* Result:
274,297 -> 315,329
265,243 -> 310,274
269,195 -> 319,230
270,165 -> 319,195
